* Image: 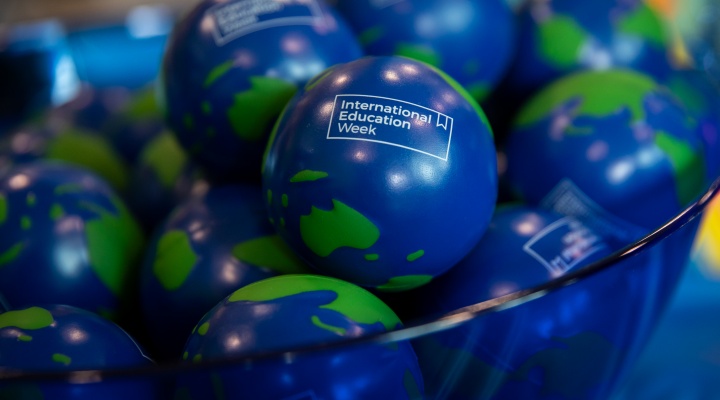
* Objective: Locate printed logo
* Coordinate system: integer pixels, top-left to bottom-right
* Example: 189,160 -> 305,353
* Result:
208,0 -> 324,46
539,179 -> 646,242
326,94 -> 454,161
523,217 -> 608,277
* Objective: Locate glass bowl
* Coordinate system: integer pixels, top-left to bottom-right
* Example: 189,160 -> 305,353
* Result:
1,0 -> 720,399
0,177 -> 717,399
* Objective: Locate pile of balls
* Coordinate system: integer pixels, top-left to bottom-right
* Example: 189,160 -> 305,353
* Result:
0,0 -> 717,399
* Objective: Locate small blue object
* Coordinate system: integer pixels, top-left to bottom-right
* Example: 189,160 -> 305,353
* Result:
262,56 -> 498,291
140,184 -> 312,359
162,0 -> 363,181
0,162 -> 145,319
504,69 -> 706,239
334,0 -> 516,102
0,304 -> 160,399
177,274 -> 424,399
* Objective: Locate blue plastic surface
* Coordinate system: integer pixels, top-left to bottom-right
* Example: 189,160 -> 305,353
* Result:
262,56 -> 498,291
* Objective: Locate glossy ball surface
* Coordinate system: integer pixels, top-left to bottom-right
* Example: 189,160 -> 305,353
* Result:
0,162 -> 144,318
335,0 -> 515,102
162,0 -> 363,181
506,0 -> 674,99
0,304 -> 160,399
262,56 -> 498,291
178,274 -> 423,400
410,204 -> 677,399
414,205 -> 619,314
505,70 -> 706,238
379,203 -> 621,325
140,184 -> 311,359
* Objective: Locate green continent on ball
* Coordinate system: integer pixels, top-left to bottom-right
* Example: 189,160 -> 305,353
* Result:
377,275 -> 434,292
231,235 -> 310,275
47,130 -> 131,192
0,307 -> 54,330
83,198 -> 144,296
291,170 -> 329,183
300,199 -> 380,258
139,132 -> 188,189
394,43 -> 442,68
227,76 -> 297,141
537,16 -> 587,68
515,69 -> 658,127
0,194 -> 7,224
204,60 -> 235,88
654,131 -> 706,205
228,275 -> 401,331
617,2 -> 667,46
152,230 -> 198,291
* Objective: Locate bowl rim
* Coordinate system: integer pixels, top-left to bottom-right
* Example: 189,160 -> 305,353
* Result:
1,176 -> 719,383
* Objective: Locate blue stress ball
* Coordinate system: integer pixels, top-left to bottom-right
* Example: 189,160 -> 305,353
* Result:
177,274 -> 424,399
262,56 -> 498,291
504,69 -> 706,240
505,0 -> 674,100
334,0 -> 516,102
412,204 -> 619,317
0,162 -> 144,319
140,184 -> 312,359
162,0 -> 363,182
0,304 -> 161,399
409,204 -> 670,399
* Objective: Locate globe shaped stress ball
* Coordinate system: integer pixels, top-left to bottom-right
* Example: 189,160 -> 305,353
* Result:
262,56 -> 498,291
409,205 -> 658,399
140,184 -> 311,359
177,275 -> 424,400
505,69 -> 706,240
0,162 -> 144,318
162,0 -> 363,181
0,305 -> 160,400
